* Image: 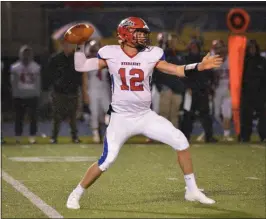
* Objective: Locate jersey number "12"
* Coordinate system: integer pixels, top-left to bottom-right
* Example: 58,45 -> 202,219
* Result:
119,68 -> 144,91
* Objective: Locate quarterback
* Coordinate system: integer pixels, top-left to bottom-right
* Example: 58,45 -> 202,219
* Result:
67,17 -> 223,209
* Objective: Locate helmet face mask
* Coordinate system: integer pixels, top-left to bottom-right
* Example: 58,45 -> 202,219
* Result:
117,17 -> 151,50
131,28 -> 150,49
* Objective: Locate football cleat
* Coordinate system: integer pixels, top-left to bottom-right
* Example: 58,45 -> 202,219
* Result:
50,138 -> 57,144
29,137 -> 36,144
185,189 -> 215,204
66,191 -> 81,209
92,130 -> 100,143
185,186 -> 204,192
223,136 -> 234,142
196,132 -> 205,142
72,138 -> 81,144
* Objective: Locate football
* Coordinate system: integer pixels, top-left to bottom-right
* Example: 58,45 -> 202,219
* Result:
64,24 -> 94,44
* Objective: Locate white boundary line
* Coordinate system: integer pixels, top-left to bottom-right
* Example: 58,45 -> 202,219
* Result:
2,170 -> 64,218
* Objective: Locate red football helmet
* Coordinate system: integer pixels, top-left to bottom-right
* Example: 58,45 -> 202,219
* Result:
117,17 -> 150,49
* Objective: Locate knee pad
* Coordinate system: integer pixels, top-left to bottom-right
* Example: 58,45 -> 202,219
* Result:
171,128 -> 190,151
98,147 -> 118,172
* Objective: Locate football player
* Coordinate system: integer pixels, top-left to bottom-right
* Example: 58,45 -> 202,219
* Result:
67,17 -> 223,209
10,45 -> 41,144
212,40 -> 233,141
83,39 -> 111,143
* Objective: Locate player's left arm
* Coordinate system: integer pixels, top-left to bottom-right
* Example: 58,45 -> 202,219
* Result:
156,53 -> 223,77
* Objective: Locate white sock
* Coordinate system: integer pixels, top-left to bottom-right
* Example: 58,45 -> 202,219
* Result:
73,184 -> 85,197
224,130 -> 230,137
93,129 -> 99,136
184,173 -> 198,192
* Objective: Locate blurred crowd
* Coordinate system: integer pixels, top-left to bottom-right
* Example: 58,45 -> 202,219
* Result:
151,33 -> 266,143
1,32 -> 266,144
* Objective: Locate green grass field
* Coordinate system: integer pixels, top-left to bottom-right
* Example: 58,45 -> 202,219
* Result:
1,138 -> 266,218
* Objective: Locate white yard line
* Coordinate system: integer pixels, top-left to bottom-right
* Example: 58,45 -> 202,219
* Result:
245,176 -> 261,180
2,170 -> 64,218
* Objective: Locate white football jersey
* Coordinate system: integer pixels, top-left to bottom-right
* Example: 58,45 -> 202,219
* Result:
10,61 -> 41,98
87,68 -> 110,93
97,45 -> 165,115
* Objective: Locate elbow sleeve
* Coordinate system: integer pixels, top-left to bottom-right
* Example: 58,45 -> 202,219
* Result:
74,52 -> 99,72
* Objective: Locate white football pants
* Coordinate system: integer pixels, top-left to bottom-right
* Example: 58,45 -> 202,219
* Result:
98,110 -> 189,171
213,86 -> 232,122
151,85 -> 160,114
89,90 -> 110,129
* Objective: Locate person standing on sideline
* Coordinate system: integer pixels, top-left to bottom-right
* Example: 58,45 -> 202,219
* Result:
158,34 -> 185,129
212,40 -> 234,141
83,39 -> 111,143
197,40 -> 233,142
181,41 -> 217,143
10,45 -> 41,144
46,40 -> 82,144
148,33 -> 185,143
240,40 -> 266,142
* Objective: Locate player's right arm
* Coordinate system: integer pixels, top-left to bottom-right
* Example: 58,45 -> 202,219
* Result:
74,44 -> 107,72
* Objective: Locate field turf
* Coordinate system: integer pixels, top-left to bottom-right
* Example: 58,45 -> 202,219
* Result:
1,137 -> 265,218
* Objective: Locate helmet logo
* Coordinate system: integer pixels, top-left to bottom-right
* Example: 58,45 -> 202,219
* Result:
140,19 -> 149,29
121,19 -> 135,27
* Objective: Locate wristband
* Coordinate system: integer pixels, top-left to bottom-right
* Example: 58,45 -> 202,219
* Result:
184,63 -> 199,77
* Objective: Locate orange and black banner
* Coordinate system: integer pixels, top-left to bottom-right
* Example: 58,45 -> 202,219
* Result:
227,8 -> 250,135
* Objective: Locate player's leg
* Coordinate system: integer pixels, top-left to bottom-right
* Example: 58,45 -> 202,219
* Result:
147,87 -> 169,142
97,91 -> 111,140
67,112 -> 132,209
213,88 -> 222,125
28,97 -> 38,144
151,84 -> 160,114
255,99 -> 266,142
159,89 -> 171,120
169,93 -> 182,128
198,93 -> 216,143
180,107 -> 195,142
141,111 -> 215,204
89,93 -> 101,143
14,98 -> 25,143
68,95 -> 80,143
50,92 -> 63,143
240,98 -> 253,142
100,89 -> 111,128
221,96 -> 233,141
